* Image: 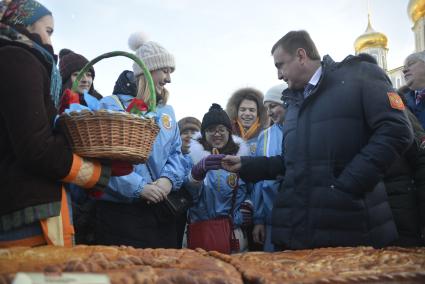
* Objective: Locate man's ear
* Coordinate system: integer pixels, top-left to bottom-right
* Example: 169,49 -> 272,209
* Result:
296,48 -> 307,64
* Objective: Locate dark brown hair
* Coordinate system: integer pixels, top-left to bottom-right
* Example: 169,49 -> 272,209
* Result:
237,93 -> 259,112
271,30 -> 320,60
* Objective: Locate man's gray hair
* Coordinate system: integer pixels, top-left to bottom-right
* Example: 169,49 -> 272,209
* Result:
405,50 -> 425,64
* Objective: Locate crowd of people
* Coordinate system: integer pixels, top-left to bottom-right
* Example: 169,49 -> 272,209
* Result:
1,0 -> 424,252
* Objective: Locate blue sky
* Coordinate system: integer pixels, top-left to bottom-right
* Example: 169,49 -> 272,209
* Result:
40,0 -> 414,120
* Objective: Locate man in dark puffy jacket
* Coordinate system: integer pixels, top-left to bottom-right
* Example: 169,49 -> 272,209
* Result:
222,30 -> 413,250
402,51 -> 425,129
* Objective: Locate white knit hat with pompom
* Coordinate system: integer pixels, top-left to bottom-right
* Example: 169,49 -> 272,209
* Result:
128,32 -> 175,76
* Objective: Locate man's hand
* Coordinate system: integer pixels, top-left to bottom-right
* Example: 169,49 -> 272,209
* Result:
141,183 -> 167,203
221,155 -> 241,173
253,224 -> 265,244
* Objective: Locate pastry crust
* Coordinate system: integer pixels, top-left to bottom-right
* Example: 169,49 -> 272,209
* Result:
1,246 -> 424,284
0,246 -> 242,284
212,246 -> 425,283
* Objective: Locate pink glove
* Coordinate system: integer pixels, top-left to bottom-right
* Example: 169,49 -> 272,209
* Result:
191,154 -> 225,181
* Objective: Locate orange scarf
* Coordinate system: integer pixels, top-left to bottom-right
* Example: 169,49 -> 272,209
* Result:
237,118 -> 260,140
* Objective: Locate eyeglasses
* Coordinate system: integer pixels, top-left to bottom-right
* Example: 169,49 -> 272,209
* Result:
205,127 -> 228,135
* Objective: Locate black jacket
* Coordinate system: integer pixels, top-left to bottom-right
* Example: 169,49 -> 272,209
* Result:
385,111 -> 425,246
240,55 -> 413,249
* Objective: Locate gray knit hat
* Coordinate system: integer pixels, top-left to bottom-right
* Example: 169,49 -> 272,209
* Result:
263,83 -> 288,105
128,32 -> 175,76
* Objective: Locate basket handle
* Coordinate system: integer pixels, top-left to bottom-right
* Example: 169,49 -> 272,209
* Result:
71,51 -> 156,112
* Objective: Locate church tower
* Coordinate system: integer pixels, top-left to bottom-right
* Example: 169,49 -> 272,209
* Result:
408,0 -> 425,52
354,14 -> 388,71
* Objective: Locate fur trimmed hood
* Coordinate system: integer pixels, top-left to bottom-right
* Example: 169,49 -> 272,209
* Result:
189,132 -> 249,164
225,87 -> 269,129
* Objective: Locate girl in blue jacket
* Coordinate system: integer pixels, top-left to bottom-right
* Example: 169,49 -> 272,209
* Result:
185,104 -> 251,253
94,32 -> 186,248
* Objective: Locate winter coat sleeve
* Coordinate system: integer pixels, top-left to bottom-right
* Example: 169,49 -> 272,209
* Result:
232,182 -> 249,227
98,95 -> 126,111
159,115 -> 186,190
335,63 -> 413,195
102,164 -> 149,199
1,46 -> 73,179
252,183 -> 266,224
183,178 -> 203,203
407,144 -> 425,232
101,159 -> 183,201
252,130 -> 268,224
404,111 -> 425,231
239,155 -> 285,182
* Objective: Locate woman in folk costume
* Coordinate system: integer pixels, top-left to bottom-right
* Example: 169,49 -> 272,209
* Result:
95,32 -> 186,248
252,84 -> 287,252
226,87 -> 269,156
185,104 -> 252,253
0,0 -> 130,247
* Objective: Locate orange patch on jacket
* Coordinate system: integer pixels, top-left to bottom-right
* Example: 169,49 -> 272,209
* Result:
387,92 -> 405,110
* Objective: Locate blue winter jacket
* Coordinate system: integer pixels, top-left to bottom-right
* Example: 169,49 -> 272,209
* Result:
185,133 -> 250,227
246,136 -> 259,157
182,153 -> 193,176
97,94 -> 186,202
252,123 -> 283,225
404,90 -> 425,130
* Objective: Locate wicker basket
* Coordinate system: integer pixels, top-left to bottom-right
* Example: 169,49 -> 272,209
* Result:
58,51 -> 159,163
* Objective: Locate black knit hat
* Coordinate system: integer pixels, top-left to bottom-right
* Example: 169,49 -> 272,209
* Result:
201,103 -> 232,136
113,70 -> 137,96
59,49 -> 95,84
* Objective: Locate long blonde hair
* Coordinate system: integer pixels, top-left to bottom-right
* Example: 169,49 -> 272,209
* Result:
136,74 -> 169,106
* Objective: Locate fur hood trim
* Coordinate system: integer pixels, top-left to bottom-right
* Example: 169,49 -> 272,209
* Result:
225,87 -> 269,129
188,132 -> 249,164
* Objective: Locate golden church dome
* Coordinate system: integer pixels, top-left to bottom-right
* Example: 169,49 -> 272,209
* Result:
354,16 -> 388,53
408,0 -> 425,23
